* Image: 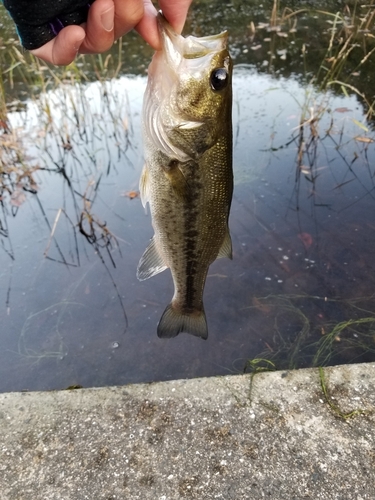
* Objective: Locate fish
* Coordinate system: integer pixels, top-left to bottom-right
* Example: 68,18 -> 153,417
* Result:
137,12 -> 233,340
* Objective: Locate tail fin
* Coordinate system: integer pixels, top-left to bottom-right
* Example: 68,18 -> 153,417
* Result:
157,303 -> 208,340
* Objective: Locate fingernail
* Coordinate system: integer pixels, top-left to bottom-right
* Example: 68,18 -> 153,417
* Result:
101,7 -> 114,32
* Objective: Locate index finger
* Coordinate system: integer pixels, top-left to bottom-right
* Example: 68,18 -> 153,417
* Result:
159,0 -> 192,34
135,0 -> 192,50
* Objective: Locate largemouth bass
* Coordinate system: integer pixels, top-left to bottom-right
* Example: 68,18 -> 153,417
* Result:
137,12 -> 233,339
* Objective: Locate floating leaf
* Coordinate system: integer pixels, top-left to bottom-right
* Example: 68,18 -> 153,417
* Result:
122,190 -> 139,199
354,136 -> 374,143
298,232 -> 313,250
334,107 -> 352,113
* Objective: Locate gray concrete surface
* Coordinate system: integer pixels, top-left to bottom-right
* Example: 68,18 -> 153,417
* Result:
1,363 -> 374,500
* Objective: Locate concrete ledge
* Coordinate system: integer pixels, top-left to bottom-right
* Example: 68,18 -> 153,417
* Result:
1,363 -> 374,499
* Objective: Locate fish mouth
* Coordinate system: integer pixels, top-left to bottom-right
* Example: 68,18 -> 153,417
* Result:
157,11 -> 228,63
143,12 -> 231,163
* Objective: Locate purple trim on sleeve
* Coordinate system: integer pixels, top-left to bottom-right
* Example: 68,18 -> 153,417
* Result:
49,18 -> 65,36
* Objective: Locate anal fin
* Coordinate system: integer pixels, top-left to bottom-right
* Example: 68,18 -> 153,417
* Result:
137,236 -> 168,281
216,229 -> 233,260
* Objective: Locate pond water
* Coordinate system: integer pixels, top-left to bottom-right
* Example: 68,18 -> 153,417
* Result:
1,0 -> 375,392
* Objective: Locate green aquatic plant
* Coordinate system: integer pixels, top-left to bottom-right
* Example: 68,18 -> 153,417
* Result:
245,294 -> 313,370
244,357 -> 276,374
313,317 -> 375,367
245,294 -> 375,372
318,366 -> 367,420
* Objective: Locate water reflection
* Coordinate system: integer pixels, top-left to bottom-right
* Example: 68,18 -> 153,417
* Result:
1,66 -> 375,392
1,1 -> 375,392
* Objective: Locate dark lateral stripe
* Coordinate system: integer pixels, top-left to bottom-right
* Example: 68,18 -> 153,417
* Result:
183,173 -> 200,310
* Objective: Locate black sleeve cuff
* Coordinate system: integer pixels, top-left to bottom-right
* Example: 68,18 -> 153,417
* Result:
2,0 -> 94,50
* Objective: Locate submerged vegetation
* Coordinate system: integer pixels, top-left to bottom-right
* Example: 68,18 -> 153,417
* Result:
244,294 -> 375,372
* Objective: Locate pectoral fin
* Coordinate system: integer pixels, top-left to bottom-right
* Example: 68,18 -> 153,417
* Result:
163,160 -> 190,202
216,229 -> 232,260
139,164 -> 150,208
137,236 -> 168,281
177,121 -> 203,130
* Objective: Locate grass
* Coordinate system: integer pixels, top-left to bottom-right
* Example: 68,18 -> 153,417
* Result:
316,4 -> 375,86
269,0 -> 307,29
314,3 -> 375,118
255,0 -> 375,119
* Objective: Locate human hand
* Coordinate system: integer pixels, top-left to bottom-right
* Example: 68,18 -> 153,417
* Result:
30,0 -> 143,65
30,0 -> 193,66
136,0 -> 193,50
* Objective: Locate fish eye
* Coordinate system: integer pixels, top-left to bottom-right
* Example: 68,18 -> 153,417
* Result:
210,68 -> 228,91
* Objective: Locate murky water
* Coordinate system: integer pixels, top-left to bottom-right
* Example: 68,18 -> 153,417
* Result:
1,1 -> 375,392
